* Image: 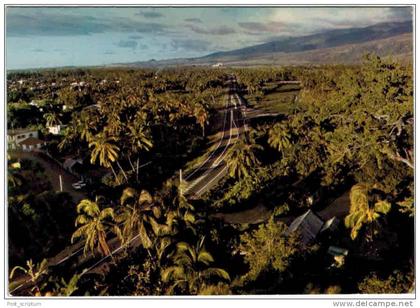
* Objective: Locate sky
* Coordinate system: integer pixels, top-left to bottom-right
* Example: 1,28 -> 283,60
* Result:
6,6 -> 413,69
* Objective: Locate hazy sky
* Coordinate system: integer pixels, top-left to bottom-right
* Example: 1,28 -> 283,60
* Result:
6,6 -> 413,69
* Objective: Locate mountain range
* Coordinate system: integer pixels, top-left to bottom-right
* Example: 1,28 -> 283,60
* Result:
115,21 -> 413,67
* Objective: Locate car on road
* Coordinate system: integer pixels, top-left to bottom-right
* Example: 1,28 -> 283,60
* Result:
72,181 -> 87,190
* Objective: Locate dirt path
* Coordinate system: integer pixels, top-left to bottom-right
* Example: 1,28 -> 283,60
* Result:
10,150 -> 86,203
317,191 -> 350,221
211,203 -> 272,225
213,191 -> 351,225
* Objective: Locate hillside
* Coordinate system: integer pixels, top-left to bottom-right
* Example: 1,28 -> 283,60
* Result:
118,21 -> 412,67
214,33 -> 412,66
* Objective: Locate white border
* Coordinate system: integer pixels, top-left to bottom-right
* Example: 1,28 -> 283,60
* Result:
0,1 -> 417,307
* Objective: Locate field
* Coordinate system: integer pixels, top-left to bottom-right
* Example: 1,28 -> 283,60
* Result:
245,83 -> 302,114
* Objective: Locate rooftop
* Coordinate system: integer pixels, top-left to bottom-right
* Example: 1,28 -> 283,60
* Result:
8,128 -> 38,136
19,137 -> 45,146
286,210 -> 324,245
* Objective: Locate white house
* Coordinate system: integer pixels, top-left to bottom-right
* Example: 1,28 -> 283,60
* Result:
19,137 -> 46,152
48,124 -> 67,135
8,128 -> 39,149
212,63 -> 224,67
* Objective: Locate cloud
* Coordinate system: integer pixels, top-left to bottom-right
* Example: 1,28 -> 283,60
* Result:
6,10 -> 109,36
238,21 -> 285,33
185,18 -> 202,23
6,8 -> 168,37
135,11 -> 163,18
267,7 -> 412,35
104,50 -> 115,55
139,44 -> 148,50
170,39 -> 211,52
128,34 -> 143,40
116,40 -> 138,49
188,25 -> 235,35
32,48 -> 45,53
387,6 -> 413,22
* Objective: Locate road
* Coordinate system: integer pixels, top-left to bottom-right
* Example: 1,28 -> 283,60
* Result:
9,150 -> 86,203
9,77 -> 247,295
184,77 -> 247,198
211,191 -> 351,225
8,77 -> 293,295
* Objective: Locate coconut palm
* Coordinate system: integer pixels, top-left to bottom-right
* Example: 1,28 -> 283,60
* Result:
43,112 -> 61,127
58,124 -> 78,152
161,236 -> 230,295
88,133 -> 121,182
225,136 -> 263,179
268,122 -> 292,155
162,189 -> 197,238
117,188 -> 163,249
71,197 -> 121,257
125,121 -> 153,179
9,259 -> 48,296
193,104 -> 208,137
344,183 -> 391,240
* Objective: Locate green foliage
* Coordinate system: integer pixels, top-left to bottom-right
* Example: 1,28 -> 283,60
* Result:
397,197 -> 414,217
7,58 -> 413,295
49,273 -> 81,296
358,270 -> 414,294
161,237 -> 230,295
344,183 -> 391,240
117,188 -> 163,249
71,197 -> 122,256
238,218 -> 299,284
226,134 -> 263,179
161,236 -> 230,295
268,122 -> 292,155
9,259 -> 48,295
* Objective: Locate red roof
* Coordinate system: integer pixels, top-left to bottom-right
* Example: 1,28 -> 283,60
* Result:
19,137 -> 45,146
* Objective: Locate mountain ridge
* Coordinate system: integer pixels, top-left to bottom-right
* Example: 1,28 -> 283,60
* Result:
113,21 -> 413,67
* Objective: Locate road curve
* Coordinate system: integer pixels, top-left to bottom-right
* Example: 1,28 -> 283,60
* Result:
184,78 -> 246,199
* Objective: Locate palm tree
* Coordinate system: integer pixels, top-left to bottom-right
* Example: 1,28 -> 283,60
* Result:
71,197 -> 121,257
43,112 -> 61,127
162,188 -> 197,238
126,122 -> 153,179
268,123 -> 292,156
88,133 -> 121,183
344,183 -> 391,240
225,136 -> 263,179
117,188 -> 162,249
193,104 -> 208,137
161,236 -> 230,295
9,259 -> 48,296
58,124 -> 79,152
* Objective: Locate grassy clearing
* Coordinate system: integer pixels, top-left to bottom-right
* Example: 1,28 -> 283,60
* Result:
245,84 -> 301,115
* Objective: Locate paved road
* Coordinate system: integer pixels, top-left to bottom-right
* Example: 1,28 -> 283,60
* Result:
8,77 -> 298,295
184,78 -> 247,198
9,77 -> 247,295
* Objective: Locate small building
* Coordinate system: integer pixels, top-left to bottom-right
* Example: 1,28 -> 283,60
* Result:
29,100 -> 39,107
286,210 -> 324,245
212,63 -> 224,67
63,158 -> 83,175
48,124 -> 67,135
8,128 -> 39,150
19,137 -> 46,152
